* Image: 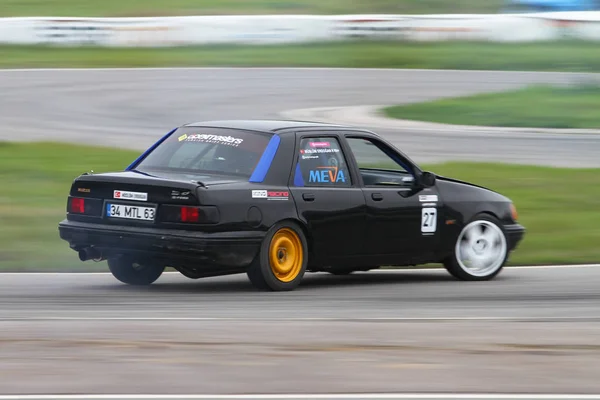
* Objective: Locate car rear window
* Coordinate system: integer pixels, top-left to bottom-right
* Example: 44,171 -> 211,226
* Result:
135,127 -> 272,178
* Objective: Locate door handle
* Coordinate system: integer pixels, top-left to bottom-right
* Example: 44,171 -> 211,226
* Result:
371,193 -> 383,201
302,193 -> 315,202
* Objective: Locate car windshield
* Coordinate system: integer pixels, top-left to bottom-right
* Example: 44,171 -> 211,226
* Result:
135,127 -> 272,178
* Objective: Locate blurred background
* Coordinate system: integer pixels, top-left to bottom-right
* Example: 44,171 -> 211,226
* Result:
1,0 -> 600,398
1,0 -> 600,270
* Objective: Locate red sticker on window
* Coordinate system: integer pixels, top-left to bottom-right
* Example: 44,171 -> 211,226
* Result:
309,142 -> 330,148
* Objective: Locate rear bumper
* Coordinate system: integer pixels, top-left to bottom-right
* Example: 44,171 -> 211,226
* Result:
58,219 -> 265,268
504,223 -> 525,251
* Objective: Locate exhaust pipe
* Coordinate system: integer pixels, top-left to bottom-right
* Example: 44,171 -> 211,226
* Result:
78,247 -> 104,262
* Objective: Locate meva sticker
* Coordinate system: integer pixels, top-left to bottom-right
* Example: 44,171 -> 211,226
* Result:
114,190 -> 148,202
419,195 -> 438,202
308,166 -> 346,184
252,190 -> 289,201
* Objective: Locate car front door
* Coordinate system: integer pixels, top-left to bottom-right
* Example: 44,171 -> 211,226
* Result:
289,133 -> 367,266
344,135 -> 442,262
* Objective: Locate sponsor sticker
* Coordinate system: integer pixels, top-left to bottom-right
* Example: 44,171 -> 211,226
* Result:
309,141 -> 331,148
252,190 -> 268,199
184,133 -> 243,147
178,134 -> 188,142
77,188 -> 90,193
419,195 -> 438,202
308,166 -> 347,184
301,154 -> 319,160
300,148 -> 340,155
267,191 -> 289,201
252,190 -> 288,200
113,190 -> 148,202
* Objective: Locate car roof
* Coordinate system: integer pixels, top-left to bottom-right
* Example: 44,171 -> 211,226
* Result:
182,119 -> 369,134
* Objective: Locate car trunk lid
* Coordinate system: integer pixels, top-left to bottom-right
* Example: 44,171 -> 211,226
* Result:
71,170 -> 244,204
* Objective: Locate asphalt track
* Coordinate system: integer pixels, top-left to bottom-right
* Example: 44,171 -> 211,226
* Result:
1,68 -> 600,167
1,68 -> 600,396
1,266 -> 600,395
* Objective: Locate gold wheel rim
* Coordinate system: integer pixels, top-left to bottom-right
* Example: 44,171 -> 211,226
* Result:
269,228 -> 303,283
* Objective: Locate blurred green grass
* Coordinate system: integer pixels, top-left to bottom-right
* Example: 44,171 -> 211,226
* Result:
0,142 -> 138,271
0,0 -> 505,17
2,41 -> 600,71
383,85 -> 600,129
1,142 -> 599,271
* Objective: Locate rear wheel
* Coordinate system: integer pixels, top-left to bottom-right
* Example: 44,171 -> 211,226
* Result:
247,221 -> 307,291
443,214 -> 508,281
107,256 -> 165,286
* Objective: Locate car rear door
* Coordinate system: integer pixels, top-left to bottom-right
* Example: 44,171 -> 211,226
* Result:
343,135 -> 442,262
289,132 -> 368,265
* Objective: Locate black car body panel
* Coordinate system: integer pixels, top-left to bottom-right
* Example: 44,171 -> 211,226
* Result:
433,176 -> 522,256
58,120 -> 525,278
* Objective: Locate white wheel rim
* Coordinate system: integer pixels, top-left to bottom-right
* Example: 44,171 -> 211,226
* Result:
455,220 -> 507,277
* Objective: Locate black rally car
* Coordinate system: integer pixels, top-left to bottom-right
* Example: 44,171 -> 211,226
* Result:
58,120 -> 525,291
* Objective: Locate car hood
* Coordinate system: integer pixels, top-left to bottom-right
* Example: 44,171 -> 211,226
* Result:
435,175 -> 497,193
434,174 -> 511,203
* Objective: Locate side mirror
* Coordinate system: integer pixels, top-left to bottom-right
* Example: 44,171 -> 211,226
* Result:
418,171 -> 436,188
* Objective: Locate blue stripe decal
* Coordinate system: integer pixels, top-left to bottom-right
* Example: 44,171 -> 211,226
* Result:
249,135 -> 281,183
125,127 -> 177,171
293,162 -> 304,187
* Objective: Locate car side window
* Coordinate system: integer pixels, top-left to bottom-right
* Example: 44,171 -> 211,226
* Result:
294,137 -> 352,187
345,137 -> 414,187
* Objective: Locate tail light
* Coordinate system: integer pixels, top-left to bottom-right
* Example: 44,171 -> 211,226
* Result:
67,196 -> 103,217
180,207 -> 200,223
160,205 -> 219,224
69,197 -> 86,214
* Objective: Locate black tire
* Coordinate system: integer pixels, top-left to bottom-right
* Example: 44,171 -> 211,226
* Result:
443,214 -> 509,281
107,256 -> 165,286
247,221 -> 308,291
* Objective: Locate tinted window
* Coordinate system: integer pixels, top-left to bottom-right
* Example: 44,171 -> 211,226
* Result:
136,127 -> 271,177
346,137 -> 409,173
294,137 -> 351,187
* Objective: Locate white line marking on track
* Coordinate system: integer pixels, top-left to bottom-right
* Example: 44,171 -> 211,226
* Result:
4,316 -> 600,322
0,67 -> 596,75
0,393 -> 600,399
0,264 -> 597,275
500,264 -> 600,270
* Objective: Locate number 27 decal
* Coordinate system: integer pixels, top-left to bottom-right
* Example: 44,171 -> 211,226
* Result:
421,207 -> 437,233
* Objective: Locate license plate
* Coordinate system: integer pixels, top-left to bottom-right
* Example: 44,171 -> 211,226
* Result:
106,203 -> 156,221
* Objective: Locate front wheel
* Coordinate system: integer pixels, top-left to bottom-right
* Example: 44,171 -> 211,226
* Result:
443,214 -> 508,281
247,221 -> 308,291
107,256 -> 165,286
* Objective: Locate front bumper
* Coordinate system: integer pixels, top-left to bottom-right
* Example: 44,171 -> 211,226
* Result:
504,223 -> 526,251
58,219 -> 265,268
